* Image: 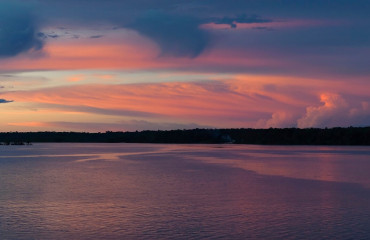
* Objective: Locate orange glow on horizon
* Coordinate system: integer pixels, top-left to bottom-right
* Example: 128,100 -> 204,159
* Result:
8,122 -> 47,127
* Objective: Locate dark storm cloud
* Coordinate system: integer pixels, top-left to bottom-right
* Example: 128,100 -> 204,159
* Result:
128,11 -> 209,57
0,1 -> 43,57
33,0 -> 370,24
30,0 -> 278,58
41,0 -> 369,19
2,0 -> 370,62
37,32 -> 60,39
194,0 -> 370,18
0,98 -> 13,103
212,14 -> 272,28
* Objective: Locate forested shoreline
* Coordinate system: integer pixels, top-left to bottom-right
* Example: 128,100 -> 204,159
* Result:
0,127 -> 369,145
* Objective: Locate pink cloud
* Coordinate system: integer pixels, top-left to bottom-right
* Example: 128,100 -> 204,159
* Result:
255,112 -> 296,128
0,33 -> 288,73
297,93 -> 370,128
2,80 -> 291,127
297,93 -> 349,128
67,74 -> 86,82
2,75 -> 370,131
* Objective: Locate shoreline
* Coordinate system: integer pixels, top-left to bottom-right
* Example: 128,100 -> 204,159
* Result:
1,127 -> 369,145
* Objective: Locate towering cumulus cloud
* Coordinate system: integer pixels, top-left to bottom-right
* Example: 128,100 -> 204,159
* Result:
297,93 -> 349,128
0,1 -> 43,57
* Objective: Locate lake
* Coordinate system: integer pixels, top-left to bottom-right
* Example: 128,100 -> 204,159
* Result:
1,143 -> 370,239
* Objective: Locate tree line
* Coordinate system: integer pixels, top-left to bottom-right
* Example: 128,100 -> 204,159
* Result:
0,127 -> 369,145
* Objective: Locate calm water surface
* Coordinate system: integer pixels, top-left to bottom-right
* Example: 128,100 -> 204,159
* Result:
1,143 -> 370,239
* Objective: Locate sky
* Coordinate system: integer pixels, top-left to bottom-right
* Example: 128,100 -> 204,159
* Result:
0,0 -> 370,132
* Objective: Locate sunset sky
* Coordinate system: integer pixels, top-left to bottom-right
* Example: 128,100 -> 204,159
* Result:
1,0 -> 370,132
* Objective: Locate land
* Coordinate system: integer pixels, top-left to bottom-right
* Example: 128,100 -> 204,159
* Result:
0,127 -> 369,145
